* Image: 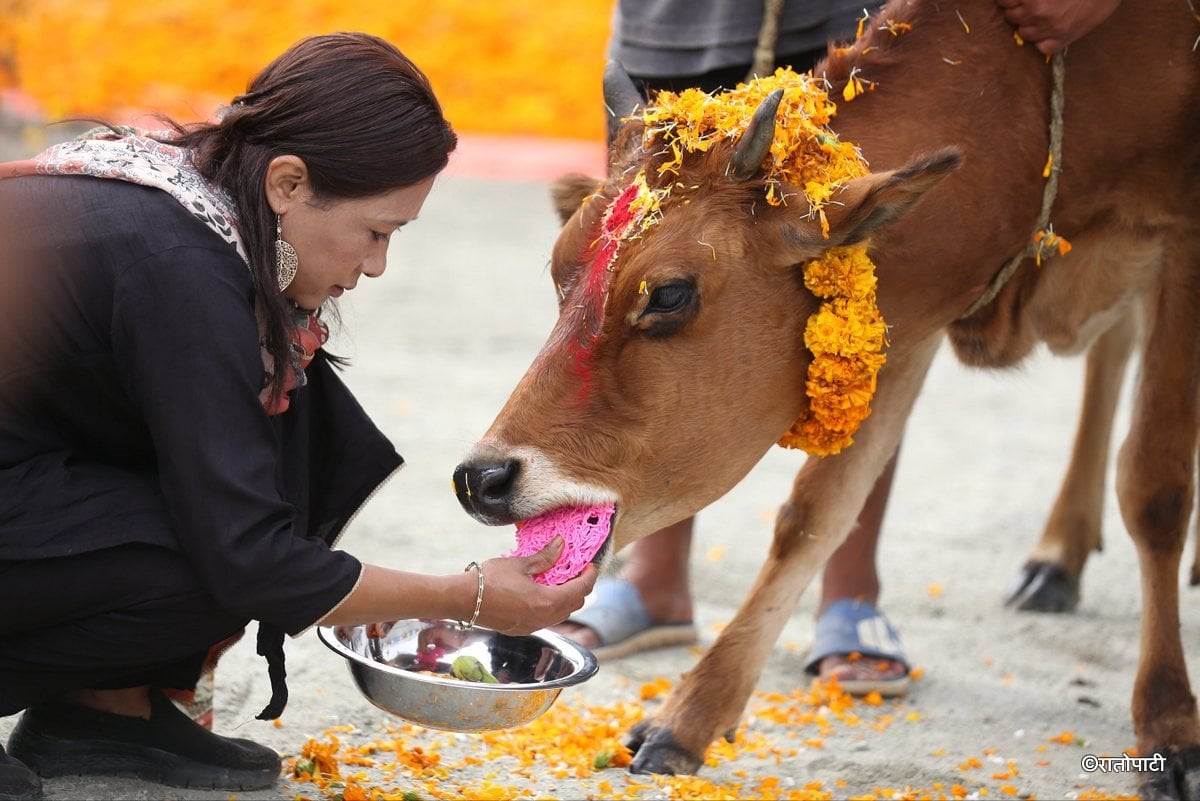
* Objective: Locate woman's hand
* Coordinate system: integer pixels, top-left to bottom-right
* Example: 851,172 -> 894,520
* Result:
316,539 -> 597,631
994,0 -> 1123,54
473,537 -> 598,635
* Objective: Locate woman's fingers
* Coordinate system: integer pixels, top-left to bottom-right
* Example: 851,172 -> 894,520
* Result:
522,536 -> 564,574
474,553 -> 597,634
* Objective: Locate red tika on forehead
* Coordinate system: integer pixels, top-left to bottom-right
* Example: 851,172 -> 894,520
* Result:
558,178 -> 654,399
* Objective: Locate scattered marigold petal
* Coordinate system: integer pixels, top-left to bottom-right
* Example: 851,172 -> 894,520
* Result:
639,677 -> 673,701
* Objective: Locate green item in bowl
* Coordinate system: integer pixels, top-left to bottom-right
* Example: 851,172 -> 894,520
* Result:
451,655 -> 499,683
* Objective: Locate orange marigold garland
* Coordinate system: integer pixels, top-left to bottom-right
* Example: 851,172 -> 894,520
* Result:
633,67 -> 886,457
782,246 -> 887,456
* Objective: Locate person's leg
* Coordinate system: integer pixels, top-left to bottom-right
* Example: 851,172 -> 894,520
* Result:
819,447 -> 896,612
553,517 -> 694,650
0,544 -> 244,715
609,517 -> 695,625
62,688 -> 152,718
812,446 -> 908,686
0,545 -> 280,791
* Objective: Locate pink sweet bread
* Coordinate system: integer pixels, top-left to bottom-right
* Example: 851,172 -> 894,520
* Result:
506,503 -> 615,585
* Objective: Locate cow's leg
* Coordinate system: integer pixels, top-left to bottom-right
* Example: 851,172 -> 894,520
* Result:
1116,257 -> 1200,799
1005,307 -> 1138,612
1190,475 -> 1200,586
626,335 -> 943,775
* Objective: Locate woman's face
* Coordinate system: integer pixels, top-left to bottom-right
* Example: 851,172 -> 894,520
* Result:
272,166 -> 436,310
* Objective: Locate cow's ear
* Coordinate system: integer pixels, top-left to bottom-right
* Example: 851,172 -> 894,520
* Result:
786,148 -> 962,250
550,173 -> 603,224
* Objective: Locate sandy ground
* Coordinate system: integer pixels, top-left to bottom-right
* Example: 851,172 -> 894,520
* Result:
2,121 -> 1197,800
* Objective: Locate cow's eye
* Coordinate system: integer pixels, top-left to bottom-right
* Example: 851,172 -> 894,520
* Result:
646,280 -> 695,315
636,278 -> 699,338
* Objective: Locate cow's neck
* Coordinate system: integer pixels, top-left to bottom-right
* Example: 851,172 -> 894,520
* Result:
817,0 -> 1055,353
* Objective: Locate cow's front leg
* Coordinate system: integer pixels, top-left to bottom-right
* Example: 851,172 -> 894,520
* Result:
626,336 -> 942,775
1117,246 -> 1200,800
625,511 -> 849,773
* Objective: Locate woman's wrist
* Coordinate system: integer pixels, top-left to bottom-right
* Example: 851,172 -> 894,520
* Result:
457,561 -> 484,629
410,568 -> 479,624
413,568 -> 481,623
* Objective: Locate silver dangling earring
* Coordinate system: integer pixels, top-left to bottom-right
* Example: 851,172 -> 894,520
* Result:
275,214 -> 298,292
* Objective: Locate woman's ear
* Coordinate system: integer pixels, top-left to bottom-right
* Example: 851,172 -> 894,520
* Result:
264,155 -> 311,214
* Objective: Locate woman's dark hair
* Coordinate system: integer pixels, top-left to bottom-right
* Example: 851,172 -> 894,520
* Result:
160,32 -> 457,404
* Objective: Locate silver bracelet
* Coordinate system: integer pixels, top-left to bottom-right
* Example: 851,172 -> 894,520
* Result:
458,561 -> 484,630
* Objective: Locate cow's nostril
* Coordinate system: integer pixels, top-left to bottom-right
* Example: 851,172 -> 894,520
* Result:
453,457 -> 521,524
476,458 -> 520,505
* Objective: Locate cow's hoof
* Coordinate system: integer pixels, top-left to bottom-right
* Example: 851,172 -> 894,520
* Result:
1003,560 -> 1079,612
1137,745 -> 1200,800
626,720 -> 703,775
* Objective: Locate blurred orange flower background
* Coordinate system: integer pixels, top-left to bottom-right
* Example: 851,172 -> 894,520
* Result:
0,0 -> 613,142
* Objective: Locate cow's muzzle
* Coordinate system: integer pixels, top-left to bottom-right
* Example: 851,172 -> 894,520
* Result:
453,457 -> 521,525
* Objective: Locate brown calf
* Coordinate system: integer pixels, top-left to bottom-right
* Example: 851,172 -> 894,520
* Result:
454,0 -> 1200,794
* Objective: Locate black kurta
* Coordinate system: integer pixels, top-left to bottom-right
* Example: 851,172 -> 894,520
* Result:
0,175 -> 403,714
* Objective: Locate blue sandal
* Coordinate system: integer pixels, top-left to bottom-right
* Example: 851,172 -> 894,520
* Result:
566,577 -> 698,660
804,599 -> 910,697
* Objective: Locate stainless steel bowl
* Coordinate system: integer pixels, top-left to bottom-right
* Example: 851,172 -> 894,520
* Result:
317,619 -> 599,732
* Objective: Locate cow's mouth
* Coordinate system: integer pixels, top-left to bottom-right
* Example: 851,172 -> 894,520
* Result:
505,503 -> 616,585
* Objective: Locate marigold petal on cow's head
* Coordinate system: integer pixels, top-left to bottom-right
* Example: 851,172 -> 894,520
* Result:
599,67 -> 929,456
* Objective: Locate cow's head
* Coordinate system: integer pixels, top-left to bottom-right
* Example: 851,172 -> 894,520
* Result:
454,65 -> 957,571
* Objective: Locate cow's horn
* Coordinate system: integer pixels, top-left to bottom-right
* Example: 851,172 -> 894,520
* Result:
729,89 -> 784,181
604,61 -> 643,142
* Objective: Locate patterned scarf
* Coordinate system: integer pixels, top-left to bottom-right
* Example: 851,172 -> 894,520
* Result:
0,126 -> 325,415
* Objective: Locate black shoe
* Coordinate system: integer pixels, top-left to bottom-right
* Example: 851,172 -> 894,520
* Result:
0,744 -> 41,801
6,689 -> 280,791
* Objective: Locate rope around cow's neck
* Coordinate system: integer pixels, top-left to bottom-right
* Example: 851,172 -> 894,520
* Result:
959,51 -> 1067,320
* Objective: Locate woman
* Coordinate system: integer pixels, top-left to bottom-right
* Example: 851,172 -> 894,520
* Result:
0,32 -> 595,800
